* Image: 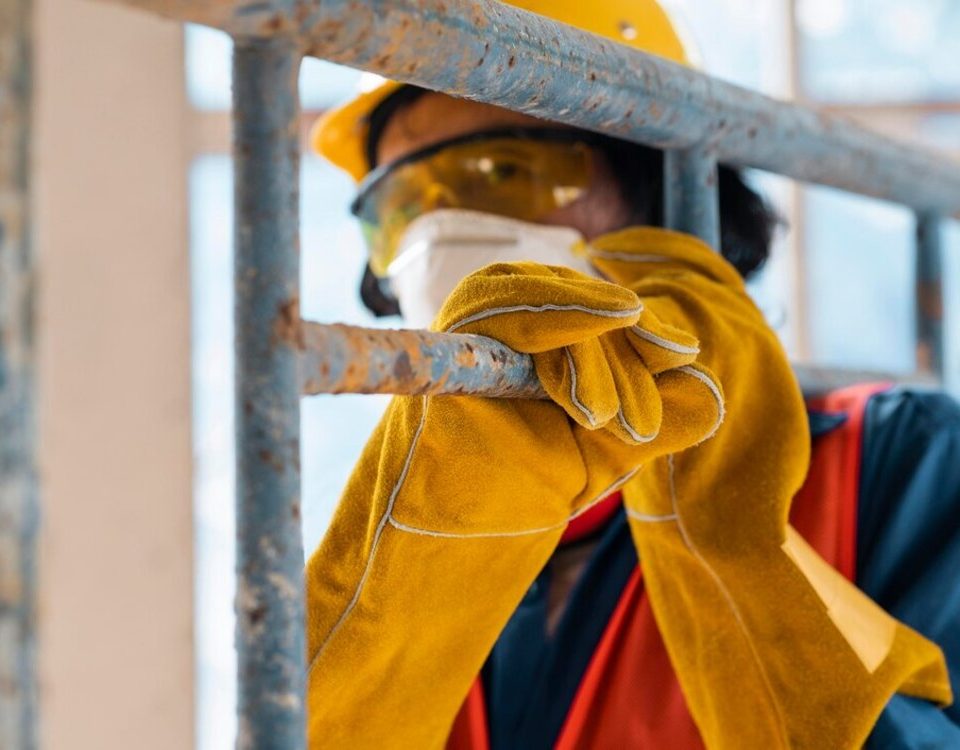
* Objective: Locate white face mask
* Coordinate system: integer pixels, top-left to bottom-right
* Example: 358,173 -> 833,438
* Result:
386,208 -> 597,329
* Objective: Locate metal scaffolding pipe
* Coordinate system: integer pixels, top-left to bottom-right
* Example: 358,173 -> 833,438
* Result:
664,145 -> 721,249
916,212 -> 944,377
299,323 -> 546,399
233,37 -> 306,750
0,0 -> 38,746
103,0 -> 960,219
296,323 -> 935,402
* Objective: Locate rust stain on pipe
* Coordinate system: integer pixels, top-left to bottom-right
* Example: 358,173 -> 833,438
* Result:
273,296 -> 305,350
299,322 -> 547,399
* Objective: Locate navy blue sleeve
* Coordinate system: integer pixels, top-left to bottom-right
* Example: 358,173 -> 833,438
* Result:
857,389 -> 960,749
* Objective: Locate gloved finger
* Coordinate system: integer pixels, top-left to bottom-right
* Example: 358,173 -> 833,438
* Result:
647,363 -> 726,456
626,311 -> 700,375
434,261 -> 642,353
570,357 -> 722,510
601,332 -> 663,445
534,340 -> 618,430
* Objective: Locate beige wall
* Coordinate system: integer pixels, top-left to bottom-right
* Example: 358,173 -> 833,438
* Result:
34,1 -> 194,748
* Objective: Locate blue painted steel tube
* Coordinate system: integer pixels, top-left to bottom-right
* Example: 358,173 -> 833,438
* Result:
104,0 -> 960,219
664,146 -> 720,250
299,322 -> 546,399
296,323 -> 933,401
232,37 -> 306,750
296,0 -> 957,220
916,212 -> 944,377
0,1 -> 38,746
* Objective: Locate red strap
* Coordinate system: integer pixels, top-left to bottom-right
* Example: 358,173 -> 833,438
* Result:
446,679 -> 489,750
553,569 -> 645,749
448,382 -> 891,749
447,492 -> 624,750
791,381 -> 890,580
554,567 -> 704,749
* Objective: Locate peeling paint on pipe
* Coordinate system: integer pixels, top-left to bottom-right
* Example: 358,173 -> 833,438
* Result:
298,323 -> 547,400
294,323 -> 938,404
103,0 -> 960,218
233,37 -> 306,750
0,0 -> 38,746
295,326 -> 934,401
296,0 -> 960,218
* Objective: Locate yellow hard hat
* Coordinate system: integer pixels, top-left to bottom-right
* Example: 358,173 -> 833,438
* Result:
311,0 -> 690,182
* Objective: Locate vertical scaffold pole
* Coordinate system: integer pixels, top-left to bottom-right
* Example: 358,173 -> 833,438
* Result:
915,211 -> 944,377
233,37 -> 306,750
664,144 -> 721,250
0,0 -> 38,747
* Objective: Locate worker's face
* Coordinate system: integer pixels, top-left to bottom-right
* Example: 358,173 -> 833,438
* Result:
374,92 -> 634,240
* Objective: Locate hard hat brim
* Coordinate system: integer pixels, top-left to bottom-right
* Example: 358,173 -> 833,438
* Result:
310,80 -> 405,183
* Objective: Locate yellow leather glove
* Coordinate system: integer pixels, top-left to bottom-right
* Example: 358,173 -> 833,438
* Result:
436,262 -> 726,507
305,257 -> 723,748
587,227 -> 951,749
305,225 -> 950,750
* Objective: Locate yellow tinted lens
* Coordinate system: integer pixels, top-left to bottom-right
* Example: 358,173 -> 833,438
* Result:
361,166 -> 465,276
357,136 -> 593,275
450,139 -> 592,220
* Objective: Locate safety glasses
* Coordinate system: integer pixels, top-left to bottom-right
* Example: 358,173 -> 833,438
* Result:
351,128 -> 602,276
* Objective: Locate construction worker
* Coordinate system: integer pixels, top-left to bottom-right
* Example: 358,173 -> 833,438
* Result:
303,1 -> 959,747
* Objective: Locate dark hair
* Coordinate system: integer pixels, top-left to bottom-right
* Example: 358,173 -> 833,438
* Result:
359,86 -> 779,316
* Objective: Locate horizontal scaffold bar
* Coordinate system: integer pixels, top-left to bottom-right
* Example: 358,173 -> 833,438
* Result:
107,0 -> 960,218
298,323 -> 931,400
299,322 -> 547,399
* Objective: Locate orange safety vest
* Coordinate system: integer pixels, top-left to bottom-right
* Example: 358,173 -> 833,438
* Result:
447,383 -> 888,749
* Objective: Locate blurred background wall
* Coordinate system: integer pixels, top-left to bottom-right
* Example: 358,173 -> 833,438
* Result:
34,1 -> 193,748
17,0 -> 960,747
